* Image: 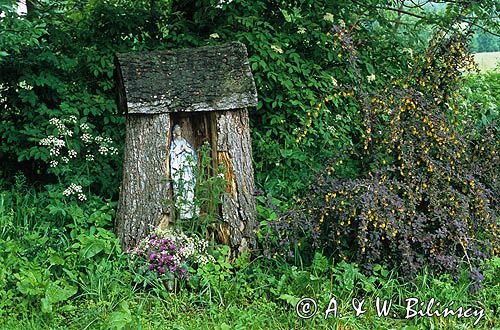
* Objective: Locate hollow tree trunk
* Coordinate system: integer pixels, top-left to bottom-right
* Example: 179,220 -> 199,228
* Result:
115,42 -> 258,254
215,109 -> 257,253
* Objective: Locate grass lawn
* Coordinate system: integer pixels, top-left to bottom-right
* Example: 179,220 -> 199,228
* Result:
473,52 -> 500,72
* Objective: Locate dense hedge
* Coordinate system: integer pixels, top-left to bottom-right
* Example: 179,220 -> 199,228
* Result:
0,0 -> 498,284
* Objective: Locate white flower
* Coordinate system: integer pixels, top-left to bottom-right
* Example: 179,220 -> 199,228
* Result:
68,115 -> 77,123
63,184 -> 84,198
40,135 -> 65,147
367,74 -> 376,82
55,139 -> 65,147
99,145 -> 109,155
323,13 -> 334,23
70,183 -> 83,193
215,0 -> 232,8
48,118 -> 66,132
68,149 -> 77,158
62,157 -> 69,163
86,154 -> 95,161
80,123 -> 90,131
50,160 -> 58,167
39,136 -> 51,146
331,77 -> 338,86
49,118 -> 60,125
271,45 -> 283,54
297,26 -> 306,34
81,133 -> 92,143
209,33 -> 220,39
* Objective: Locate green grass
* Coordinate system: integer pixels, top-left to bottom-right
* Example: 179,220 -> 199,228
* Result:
0,262 -> 498,330
473,52 -> 500,72
0,183 -> 498,330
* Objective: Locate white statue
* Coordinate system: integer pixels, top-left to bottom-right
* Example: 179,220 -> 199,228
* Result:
169,124 -> 198,220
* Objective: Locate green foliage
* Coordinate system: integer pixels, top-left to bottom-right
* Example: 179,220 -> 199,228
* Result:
461,71 -> 499,129
190,141 -> 228,234
261,28 -> 499,287
0,177 -> 127,323
0,1 -> 132,197
0,1 -> 499,328
471,29 -> 500,53
1,0 -> 498,201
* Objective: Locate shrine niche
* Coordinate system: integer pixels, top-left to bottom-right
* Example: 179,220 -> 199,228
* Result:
114,42 -> 258,254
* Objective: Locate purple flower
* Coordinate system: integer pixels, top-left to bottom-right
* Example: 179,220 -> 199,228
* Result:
149,252 -> 157,260
150,234 -> 157,239
169,243 -> 175,249
158,266 -> 165,274
148,264 -> 154,271
159,245 -> 165,251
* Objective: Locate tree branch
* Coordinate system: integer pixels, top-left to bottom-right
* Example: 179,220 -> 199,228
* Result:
468,21 -> 500,37
404,0 -> 433,10
352,0 -> 427,20
393,0 -> 406,33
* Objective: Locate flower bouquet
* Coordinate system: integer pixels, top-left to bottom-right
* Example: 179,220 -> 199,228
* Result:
128,227 -> 214,292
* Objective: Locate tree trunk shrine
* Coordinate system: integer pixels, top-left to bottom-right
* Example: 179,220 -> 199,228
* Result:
114,42 -> 258,254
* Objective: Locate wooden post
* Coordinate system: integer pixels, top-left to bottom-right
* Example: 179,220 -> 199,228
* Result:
115,42 -> 258,254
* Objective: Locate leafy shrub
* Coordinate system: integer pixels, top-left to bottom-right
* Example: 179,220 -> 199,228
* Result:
0,1 -> 133,197
0,176 -> 126,319
262,28 -> 499,289
461,71 -> 499,128
191,141 -> 228,234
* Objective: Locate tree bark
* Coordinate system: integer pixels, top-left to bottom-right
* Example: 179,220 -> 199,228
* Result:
116,42 -> 257,114
215,109 -> 257,253
115,113 -> 172,249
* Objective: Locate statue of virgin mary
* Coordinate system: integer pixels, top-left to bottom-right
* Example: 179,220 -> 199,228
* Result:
169,124 -> 198,220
